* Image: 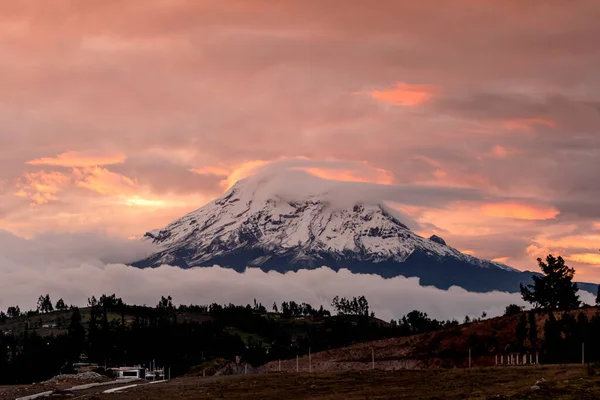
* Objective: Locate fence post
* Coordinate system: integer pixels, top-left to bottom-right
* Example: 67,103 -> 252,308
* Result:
309,347 -> 312,373
372,348 -> 375,370
296,355 -> 299,372
468,348 -> 471,368
582,342 -> 585,364
279,359 -> 281,372
500,355 -> 503,365
536,351 -> 539,365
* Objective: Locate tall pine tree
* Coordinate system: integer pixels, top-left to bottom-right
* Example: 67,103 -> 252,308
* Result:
528,312 -> 537,351
516,313 -> 528,350
520,254 -> 580,310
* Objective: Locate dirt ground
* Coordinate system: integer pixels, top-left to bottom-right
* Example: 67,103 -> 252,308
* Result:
0,376 -> 121,400
53,365 -> 600,400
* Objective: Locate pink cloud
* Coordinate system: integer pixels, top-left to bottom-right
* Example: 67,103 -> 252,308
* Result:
502,118 -> 556,132
27,150 -> 126,168
481,203 -> 559,220
15,171 -> 71,205
363,82 -> 439,107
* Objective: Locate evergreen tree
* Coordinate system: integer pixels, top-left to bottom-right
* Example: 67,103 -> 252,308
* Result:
528,311 -> 537,351
55,298 -> 66,311
544,312 -> 562,362
67,308 -> 85,362
504,304 -> 524,316
520,254 -> 580,310
516,313 -> 527,350
37,294 -> 53,313
7,306 -> 20,318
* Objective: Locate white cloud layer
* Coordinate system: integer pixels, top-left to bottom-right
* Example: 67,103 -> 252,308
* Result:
0,231 -> 595,321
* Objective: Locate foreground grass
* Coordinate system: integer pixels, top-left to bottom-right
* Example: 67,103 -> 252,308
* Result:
72,364 -> 599,400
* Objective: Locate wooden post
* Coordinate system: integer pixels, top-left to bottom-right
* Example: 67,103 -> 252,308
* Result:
536,352 -> 539,365
296,355 -> 299,372
279,359 -> 281,372
468,348 -> 471,368
309,347 -> 312,373
582,342 -> 585,364
500,355 -> 503,365
495,355 -> 497,366
372,348 -> 375,370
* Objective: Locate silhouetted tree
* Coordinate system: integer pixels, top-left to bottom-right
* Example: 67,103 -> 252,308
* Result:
520,255 -> 580,310
596,285 -> 600,307
37,294 -> 53,313
331,295 -> 369,316
516,313 -> 527,350
7,305 -> 20,318
528,312 -> 537,351
544,312 -> 561,362
55,298 -> 66,311
504,304 -> 525,316
67,308 -> 85,362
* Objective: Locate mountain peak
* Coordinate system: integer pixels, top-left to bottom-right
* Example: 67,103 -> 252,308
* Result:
135,173 -> 519,289
428,235 -> 447,246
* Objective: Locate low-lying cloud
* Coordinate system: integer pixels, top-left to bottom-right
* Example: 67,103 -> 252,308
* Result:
1,231 -> 595,321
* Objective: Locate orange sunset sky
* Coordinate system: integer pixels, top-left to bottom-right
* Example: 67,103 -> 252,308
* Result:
1,1 -> 600,280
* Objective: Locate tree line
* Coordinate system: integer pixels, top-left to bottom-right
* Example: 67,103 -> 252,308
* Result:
0,293 -> 463,384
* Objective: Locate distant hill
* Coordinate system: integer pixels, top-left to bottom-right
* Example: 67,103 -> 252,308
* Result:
259,307 -> 600,372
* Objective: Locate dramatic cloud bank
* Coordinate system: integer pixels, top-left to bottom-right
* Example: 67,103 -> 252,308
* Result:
0,231 -> 595,321
1,1 -> 599,278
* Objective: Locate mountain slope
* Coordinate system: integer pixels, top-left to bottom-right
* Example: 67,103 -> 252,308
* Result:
133,176 -> 595,293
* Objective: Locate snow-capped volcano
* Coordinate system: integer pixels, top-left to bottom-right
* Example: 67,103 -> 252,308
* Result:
140,179 -> 515,271
132,171 -> 555,293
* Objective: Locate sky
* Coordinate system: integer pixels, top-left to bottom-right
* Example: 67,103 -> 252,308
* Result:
1,1 -> 600,280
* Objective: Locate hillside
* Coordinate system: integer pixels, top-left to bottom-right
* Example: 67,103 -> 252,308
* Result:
260,307 -> 600,372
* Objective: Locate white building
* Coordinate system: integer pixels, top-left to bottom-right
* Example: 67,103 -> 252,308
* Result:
113,366 -> 146,379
